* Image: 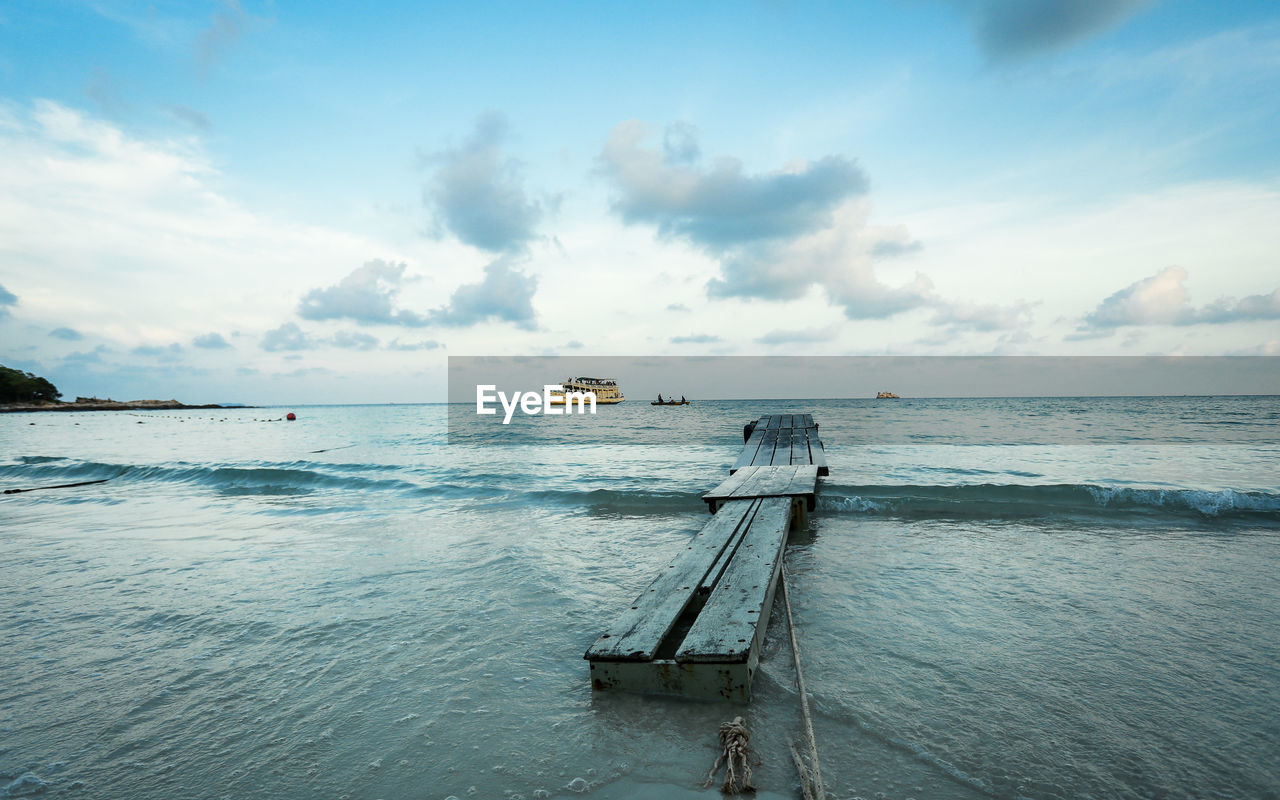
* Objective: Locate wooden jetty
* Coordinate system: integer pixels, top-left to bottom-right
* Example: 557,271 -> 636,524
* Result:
733,412 -> 828,477
584,413 -> 828,701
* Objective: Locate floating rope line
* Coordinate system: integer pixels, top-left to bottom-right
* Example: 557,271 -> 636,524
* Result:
781,561 -> 825,800
704,715 -> 755,793
3,478 -> 110,495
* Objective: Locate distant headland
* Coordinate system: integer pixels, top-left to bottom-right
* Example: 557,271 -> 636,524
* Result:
1,397 -> 235,413
1,364 -> 238,413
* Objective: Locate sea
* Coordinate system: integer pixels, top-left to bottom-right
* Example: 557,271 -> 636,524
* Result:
2,397 -> 1278,800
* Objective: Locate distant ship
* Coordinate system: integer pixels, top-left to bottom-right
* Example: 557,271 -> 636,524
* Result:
876,391 -> 900,399
548,377 -> 625,405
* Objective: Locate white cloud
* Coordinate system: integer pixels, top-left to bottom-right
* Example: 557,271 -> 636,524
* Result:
932,300 -> 1038,333
891,180 -> 1280,353
192,332 -> 232,349
427,256 -> 538,330
298,259 -> 430,326
1077,266 -> 1280,334
426,112 -> 543,254
600,122 -> 935,320
260,322 -> 314,352
0,101 -> 415,380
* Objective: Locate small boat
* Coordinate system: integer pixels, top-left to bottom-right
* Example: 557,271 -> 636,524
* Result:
875,391 -> 900,399
547,377 -> 625,405
652,394 -> 690,406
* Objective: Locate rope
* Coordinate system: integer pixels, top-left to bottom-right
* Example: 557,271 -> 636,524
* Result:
789,744 -> 816,800
3,478 -> 110,495
782,561 -> 825,800
704,716 -> 755,793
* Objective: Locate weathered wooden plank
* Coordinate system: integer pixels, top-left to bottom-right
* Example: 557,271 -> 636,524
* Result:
699,499 -> 762,593
676,497 -> 793,663
705,465 -> 759,504
731,429 -> 765,475
709,469 -> 768,507
740,465 -> 815,504
751,426 -> 780,467
810,437 -> 829,476
800,413 -> 814,429
704,465 -> 817,512
729,465 -> 794,499
779,413 -> 793,429
770,426 -> 794,466
763,464 -> 815,497
585,500 -> 758,662
790,426 -> 812,466
765,414 -> 782,430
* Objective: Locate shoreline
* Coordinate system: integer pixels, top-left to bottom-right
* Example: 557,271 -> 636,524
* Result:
1,399 -> 243,414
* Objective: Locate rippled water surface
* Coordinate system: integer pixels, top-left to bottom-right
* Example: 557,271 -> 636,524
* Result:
2,398 -> 1278,799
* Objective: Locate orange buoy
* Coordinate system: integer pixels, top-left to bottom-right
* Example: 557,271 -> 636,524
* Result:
286,412 -> 297,421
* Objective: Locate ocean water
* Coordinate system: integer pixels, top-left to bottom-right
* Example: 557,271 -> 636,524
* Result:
2,397 -> 1278,800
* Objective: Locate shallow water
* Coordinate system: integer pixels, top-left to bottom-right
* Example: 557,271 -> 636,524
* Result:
2,398 -> 1278,799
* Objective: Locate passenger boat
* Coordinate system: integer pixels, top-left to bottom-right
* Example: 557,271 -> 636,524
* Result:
547,377 -> 625,405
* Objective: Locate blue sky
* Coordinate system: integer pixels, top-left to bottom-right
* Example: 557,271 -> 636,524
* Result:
1,0 -> 1278,402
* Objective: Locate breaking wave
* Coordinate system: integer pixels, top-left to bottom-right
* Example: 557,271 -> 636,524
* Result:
818,482 -> 1280,522
0,458 -> 706,514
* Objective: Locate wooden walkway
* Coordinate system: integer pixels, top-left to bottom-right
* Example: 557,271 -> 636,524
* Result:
732,413 -> 829,476
585,413 -> 828,700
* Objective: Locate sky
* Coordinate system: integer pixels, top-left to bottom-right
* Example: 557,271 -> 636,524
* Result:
1,0 -> 1278,403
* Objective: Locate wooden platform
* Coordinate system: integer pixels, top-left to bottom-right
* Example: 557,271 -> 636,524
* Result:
585,413 -> 828,701
703,464 -> 818,514
732,413 -> 829,476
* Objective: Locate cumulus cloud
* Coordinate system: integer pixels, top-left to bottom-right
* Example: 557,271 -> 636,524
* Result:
331,330 -> 379,350
954,0 -> 1152,60
261,322 -> 315,352
0,101 -> 396,369
427,112 -> 542,254
601,121 -> 934,320
931,300 -> 1038,332
192,332 -> 232,349
132,343 -> 184,360
670,333 -> 721,344
0,283 -> 16,317
298,260 -> 429,326
755,327 -> 839,345
49,327 -> 84,341
1076,266 -> 1280,335
427,257 -> 538,330
600,120 -> 867,249
1194,290 -> 1280,324
1082,266 -> 1190,328
387,338 -> 441,351
666,303 -> 691,312
261,323 -> 387,351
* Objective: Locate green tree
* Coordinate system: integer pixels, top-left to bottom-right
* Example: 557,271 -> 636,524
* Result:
0,365 -> 62,403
